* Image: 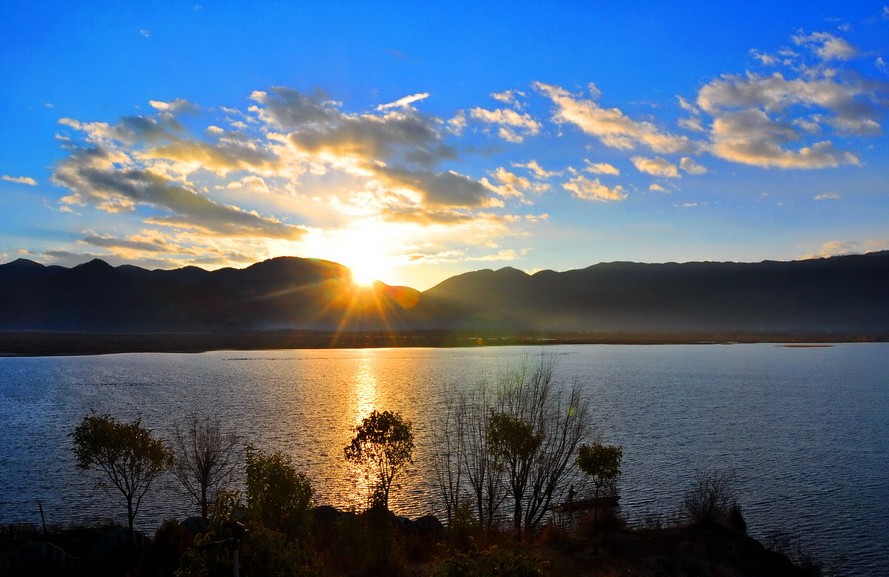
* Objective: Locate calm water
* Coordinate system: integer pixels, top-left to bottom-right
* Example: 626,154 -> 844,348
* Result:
1,344 -> 887,575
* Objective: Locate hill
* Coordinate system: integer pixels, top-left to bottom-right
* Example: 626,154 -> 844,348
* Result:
1,252 -> 887,347
418,252 -> 889,336
0,256 -> 420,332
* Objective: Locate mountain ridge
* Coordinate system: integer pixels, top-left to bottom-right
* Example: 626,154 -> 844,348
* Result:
1,252 -> 887,339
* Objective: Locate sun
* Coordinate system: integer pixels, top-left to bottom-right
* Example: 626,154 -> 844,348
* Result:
294,222 -> 399,287
339,228 -> 397,287
350,259 -> 383,287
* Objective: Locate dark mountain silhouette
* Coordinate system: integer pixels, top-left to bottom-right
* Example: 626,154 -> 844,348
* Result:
0,256 -> 421,332
1,252 -> 887,340
417,252 -> 889,335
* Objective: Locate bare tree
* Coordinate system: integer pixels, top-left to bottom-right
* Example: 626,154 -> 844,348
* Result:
431,354 -> 593,538
171,414 -> 242,520
431,395 -> 466,525
493,355 -> 593,538
460,381 -> 507,531
682,468 -> 739,525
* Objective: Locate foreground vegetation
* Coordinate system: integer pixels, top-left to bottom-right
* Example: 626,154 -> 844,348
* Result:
0,503 -> 825,577
2,357 -> 837,576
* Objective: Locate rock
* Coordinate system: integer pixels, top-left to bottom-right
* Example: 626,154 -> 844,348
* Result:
312,505 -> 343,524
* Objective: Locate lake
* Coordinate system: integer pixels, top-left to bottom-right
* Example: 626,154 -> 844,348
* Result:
1,344 -> 887,575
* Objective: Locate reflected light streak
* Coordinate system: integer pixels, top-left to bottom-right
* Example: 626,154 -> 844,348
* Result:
351,351 -> 378,425
347,352 -> 380,505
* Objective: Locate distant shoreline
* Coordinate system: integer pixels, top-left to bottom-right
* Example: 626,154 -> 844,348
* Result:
0,330 -> 883,357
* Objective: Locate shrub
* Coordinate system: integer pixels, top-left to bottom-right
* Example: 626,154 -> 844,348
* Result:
244,446 -> 313,538
431,546 -> 544,577
682,469 -> 738,526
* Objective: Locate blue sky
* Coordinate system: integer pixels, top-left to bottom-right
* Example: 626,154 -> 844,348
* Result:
2,1 -> 888,290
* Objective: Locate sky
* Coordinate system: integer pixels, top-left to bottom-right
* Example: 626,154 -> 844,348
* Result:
1,2 -> 888,290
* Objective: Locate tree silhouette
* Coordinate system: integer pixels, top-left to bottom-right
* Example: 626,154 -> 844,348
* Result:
244,445 -> 314,537
577,442 -> 623,529
171,414 -> 241,520
487,411 -> 542,540
344,410 -> 414,510
70,412 -> 172,540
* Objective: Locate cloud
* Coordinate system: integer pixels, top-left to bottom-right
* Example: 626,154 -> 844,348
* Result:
792,31 -> 857,61
53,146 -> 305,238
697,72 -> 882,136
632,156 -> 680,178
584,161 -> 620,175
534,82 -> 693,154
376,92 -> 430,111
148,98 -> 198,114
82,230 -> 184,253
814,192 -> 841,201
750,49 -> 778,66
372,165 -> 493,208
491,89 -> 525,107
469,106 -> 541,142
679,157 -> 708,175
650,183 -> 667,192
513,159 -> 559,179
2,175 -> 38,186
253,87 -> 456,169
708,109 -> 859,168
562,174 -> 627,201
808,239 -> 889,258
482,166 -> 551,200
695,65 -> 885,168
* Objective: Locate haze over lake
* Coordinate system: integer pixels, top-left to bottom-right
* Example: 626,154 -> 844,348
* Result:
1,344 -> 887,576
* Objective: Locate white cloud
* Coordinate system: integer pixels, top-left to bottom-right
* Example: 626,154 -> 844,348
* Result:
584,161 -> 620,175
469,106 -> 541,142
695,65 -> 885,168
750,49 -> 778,66
376,92 -> 430,111
792,31 -> 857,61
709,109 -> 859,168
513,159 -> 559,179
679,157 -> 708,175
491,89 -> 525,107
534,82 -> 693,154
481,167 -> 533,200
562,174 -> 627,201
632,156 -> 680,178
2,175 -> 38,186
650,183 -> 667,192
814,192 -> 841,201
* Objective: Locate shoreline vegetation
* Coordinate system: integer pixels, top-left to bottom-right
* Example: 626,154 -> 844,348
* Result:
0,509 -> 820,577
0,329 -> 881,356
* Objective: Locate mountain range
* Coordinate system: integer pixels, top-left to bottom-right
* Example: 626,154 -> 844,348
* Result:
1,252 -> 888,344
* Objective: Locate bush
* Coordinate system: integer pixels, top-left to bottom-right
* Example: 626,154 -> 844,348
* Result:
240,524 -> 323,577
244,446 -> 313,538
431,546 -> 544,577
682,469 -> 738,526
